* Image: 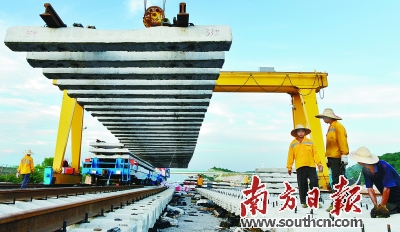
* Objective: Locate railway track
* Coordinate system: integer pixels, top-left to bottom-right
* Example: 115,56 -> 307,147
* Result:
0,183 -> 91,189
0,185 -> 144,203
0,186 -> 166,232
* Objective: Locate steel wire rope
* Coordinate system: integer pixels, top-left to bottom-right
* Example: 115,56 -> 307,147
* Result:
144,0 -> 167,11
215,73 -> 323,95
251,73 -> 291,93
318,76 -> 325,99
296,74 -> 318,97
215,74 -> 256,92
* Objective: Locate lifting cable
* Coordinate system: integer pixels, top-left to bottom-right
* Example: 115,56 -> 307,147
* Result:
144,0 -> 167,11
216,73 -> 325,99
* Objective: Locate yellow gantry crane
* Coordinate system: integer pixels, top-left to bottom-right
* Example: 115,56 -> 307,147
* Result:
216,71 -> 329,189
50,71 -> 330,189
45,90 -> 84,185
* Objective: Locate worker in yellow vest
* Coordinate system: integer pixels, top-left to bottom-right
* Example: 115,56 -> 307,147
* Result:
197,174 -> 204,187
244,175 -> 250,188
17,149 -> 35,189
287,124 -> 323,208
315,108 -> 349,212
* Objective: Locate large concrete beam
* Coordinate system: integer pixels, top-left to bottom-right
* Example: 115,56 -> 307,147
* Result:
122,142 -> 197,146
129,149 -> 195,152
77,98 -> 211,106
54,80 -> 216,91
107,126 -> 200,130
120,138 -> 197,141
125,144 -> 196,147
103,122 -> 202,126
111,131 -> 199,135
97,117 -> 204,122
131,151 -> 194,155
128,147 -> 195,151
4,23 -> 232,168
91,109 -> 207,113
121,143 -> 198,147
109,129 -> 200,135
113,133 -> 198,137
5,25 -> 232,52
91,111 -> 204,117
29,52 -> 225,68
67,90 -> 213,99
119,138 -> 198,142
117,136 -> 198,140
85,105 -> 208,112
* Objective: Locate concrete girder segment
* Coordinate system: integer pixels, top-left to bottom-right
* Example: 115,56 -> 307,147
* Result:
4,24 -> 232,168
84,105 -> 208,112
97,117 -> 204,123
90,112 -> 205,117
5,25 -> 232,52
118,138 -> 198,142
77,98 -> 211,107
66,90 -> 213,99
106,126 -> 201,130
29,53 -> 225,68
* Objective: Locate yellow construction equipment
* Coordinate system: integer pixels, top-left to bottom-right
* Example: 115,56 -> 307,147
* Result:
216,71 -> 330,190
44,90 -> 83,185
48,71 -> 330,189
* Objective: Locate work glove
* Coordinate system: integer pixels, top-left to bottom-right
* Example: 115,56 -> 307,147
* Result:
16,173 -> 20,178
288,170 -> 292,176
317,164 -> 323,173
376,204 -> 390,218
370,204 -> 378,218
341,155 -> 348,165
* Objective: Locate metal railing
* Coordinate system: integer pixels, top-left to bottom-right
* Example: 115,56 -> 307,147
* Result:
0,165 -> 18,175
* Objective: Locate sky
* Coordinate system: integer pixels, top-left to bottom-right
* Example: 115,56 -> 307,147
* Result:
1,1 -> 400,172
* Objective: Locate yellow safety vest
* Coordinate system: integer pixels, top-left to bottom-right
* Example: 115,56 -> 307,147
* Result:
17,155 -> 34,174
287,137 -> 321,171
325,120 -> 349,158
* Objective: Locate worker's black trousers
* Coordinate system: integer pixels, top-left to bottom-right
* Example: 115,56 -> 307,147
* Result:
296,166 -> 318,204
327,157 -> 343,188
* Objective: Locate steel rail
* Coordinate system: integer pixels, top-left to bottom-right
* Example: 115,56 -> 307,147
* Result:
0,186 -> 166,232
0,183 -> 90,189
0,185 -> 144,203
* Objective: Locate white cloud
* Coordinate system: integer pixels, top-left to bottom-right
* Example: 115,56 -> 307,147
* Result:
322,85 -> 400,105
18,140 -> 48,145
343,112 -> 400,119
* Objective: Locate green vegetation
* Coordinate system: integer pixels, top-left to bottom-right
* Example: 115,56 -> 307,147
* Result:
0,173 -> 20,183
208,166 -> 235,173
378,152 -> 400,173
346,151 -> 400,185
0,157 -> 54,184
346,164 -> 365,185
